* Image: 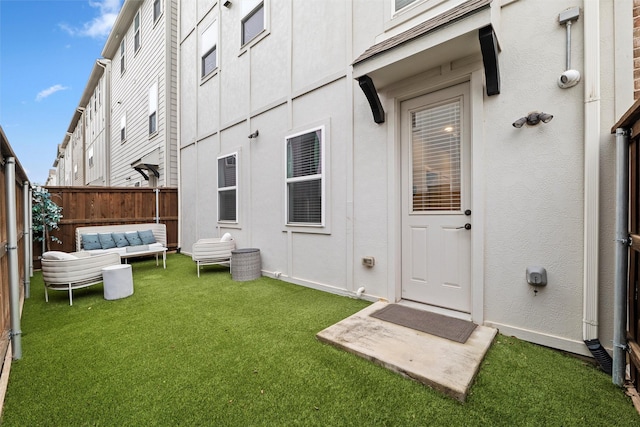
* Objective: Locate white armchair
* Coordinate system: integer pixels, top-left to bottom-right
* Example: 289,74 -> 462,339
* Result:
192,236 -> 235,277
41,251 -> 121,305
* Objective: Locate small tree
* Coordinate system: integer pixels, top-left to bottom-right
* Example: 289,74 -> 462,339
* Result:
32,185 -> 63,253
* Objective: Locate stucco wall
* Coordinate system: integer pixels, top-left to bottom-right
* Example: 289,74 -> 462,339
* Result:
179,0 -> 633,356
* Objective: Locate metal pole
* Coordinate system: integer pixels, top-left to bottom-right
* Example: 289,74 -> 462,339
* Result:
613,128 -> 630,386
28,184 -> 33,278
23,181 -> 30,298
5,158 -> 22,359
155,188 -> 160,224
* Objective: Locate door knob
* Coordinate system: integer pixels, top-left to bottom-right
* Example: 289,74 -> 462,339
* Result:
456,223 -> 471,230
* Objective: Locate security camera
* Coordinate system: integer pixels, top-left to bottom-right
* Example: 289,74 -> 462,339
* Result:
558,69 -> 580,89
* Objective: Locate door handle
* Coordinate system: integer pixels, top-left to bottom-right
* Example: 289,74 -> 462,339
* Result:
456,223 -> 471,230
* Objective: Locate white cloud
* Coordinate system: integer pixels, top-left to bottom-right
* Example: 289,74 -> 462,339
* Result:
36,85 -> 70,102
59,0 -> 123,39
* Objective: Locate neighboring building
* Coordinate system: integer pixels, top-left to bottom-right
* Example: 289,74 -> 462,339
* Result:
178,0 -> 634,359
82,60 -> 111,186
100,0 -> 178,188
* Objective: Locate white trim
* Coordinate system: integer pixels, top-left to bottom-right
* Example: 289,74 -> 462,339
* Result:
217,152 -> 239,224
284,123 -> 329,232
485,321 -> 595,358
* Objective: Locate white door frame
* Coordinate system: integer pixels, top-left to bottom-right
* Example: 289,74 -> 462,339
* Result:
384,67 -> 485,324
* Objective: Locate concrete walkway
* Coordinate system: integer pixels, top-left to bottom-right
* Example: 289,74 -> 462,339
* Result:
316,301 -> 497,402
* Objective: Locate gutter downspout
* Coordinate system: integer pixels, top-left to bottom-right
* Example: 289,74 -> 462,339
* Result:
5,158 -> 22,359
581,0 -> 613,372
23,181 -> 30,299
613,128 -> 630,386
96,59 -> 111,185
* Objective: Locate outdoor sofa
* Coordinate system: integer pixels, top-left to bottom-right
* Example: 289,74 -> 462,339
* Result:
75,223 -> 166,258
41,251 -> 121,305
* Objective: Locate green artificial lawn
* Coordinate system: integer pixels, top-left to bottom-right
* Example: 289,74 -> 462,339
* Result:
1,253 -> 638,426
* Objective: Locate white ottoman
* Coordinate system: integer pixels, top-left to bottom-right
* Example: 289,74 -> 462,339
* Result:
102,264 -> 134,300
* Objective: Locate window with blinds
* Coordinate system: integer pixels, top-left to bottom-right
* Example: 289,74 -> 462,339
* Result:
218,153 -> 237,222
411,99 -> 461,212
286,128 -> 323,225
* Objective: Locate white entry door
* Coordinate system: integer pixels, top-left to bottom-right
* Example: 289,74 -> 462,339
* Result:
401,83 -> 472,313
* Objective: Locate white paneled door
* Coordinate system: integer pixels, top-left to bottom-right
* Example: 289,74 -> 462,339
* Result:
401,83 -> 472,313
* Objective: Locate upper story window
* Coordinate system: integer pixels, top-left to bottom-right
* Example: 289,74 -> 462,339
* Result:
134,10 -> 141,53
218,153 -> 238,222
120,39 -> 126,74
88,147 -> 94,168
285,127 -> 324,226
241,1 -> 264,45
153,0 -> 162,22
148,82 -> 158,135
201,21 -> 218,78
120,114 -> 127,143
395,0 -> 418,12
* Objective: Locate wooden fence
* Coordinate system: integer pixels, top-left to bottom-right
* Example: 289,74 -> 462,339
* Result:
0,127 -> 29,372
35,187 -> 178,265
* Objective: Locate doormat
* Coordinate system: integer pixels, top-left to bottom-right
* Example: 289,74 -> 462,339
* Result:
370,304 -> 477,344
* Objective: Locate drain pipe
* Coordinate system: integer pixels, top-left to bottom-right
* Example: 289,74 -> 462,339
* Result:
612,128 -> 630,386
5,157 -> 22,359
23,181 -> 30,299
28,183 -> 33,278
580,0 -> 614,374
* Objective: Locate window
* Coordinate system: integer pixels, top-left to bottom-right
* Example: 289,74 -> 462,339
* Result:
88,147 -> 94,167
134,11 -> 141,52
120,39 -> 125,74
286,127 -> 324,225
153,0 -> 162,22
395,0 -> 418,12
120,114 -> 126,142
218,153 -> 237,222
201,21 -> 218,78
74,164 -> 78,180
148,83 -> 158,135
242,1 -> 264,45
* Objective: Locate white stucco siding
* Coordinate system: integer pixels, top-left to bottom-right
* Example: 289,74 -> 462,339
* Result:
291,0 -> 348,93
479,0 -> 627,355
351,81 -> 391,299
180,31 -> 198,148
180,143 -> 199,249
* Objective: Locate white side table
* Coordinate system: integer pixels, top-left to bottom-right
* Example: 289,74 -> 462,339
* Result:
102,264 -> 134,300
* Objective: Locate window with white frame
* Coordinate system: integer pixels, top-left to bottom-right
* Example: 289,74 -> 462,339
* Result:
148,82 -> 158,135
120,114 -> 126,142
74,164 -> 78,180
134,10 -> 141,52
153,0 -> 162,22
201,21 -> 218,78
120,39 -> 126,74
88,147 -> 94,167
285,127 -> 324,225
217,153 -> 237,222
395,0 -> 418,12
241,1 -> 264,45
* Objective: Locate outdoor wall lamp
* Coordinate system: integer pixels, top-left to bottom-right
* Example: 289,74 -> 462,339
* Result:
512,112 -> 553,128
223,1 -> 232,8
248,130 -> 259,139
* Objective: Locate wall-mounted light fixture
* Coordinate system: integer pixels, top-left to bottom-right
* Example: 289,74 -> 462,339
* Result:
223,1 -> 232,8
248,130 -> 259,139
558,7 -> 580,89
512,112 -> 553,128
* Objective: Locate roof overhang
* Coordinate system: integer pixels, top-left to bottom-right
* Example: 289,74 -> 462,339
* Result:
102,0 -> 144,59
131,148 -> 160,180
352,0 -> 499,91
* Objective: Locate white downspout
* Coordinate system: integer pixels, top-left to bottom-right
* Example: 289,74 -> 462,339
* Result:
582,1 -> 601,343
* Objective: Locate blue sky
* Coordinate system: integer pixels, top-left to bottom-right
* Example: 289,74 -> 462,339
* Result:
0,0 -> 123,184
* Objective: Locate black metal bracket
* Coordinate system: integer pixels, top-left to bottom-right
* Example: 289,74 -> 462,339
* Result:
479,25 -> 500,96
358,75 -> 385,124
